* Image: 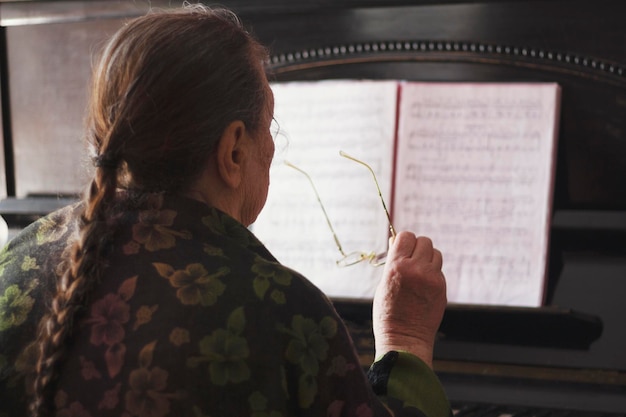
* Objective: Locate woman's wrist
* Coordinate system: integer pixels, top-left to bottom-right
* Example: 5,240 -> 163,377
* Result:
375,335 -> 434,368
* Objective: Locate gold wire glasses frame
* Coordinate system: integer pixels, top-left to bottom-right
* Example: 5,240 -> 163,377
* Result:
285,151 -> 397,267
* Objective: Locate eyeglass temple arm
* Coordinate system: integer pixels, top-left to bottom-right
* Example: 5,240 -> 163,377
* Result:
339,151 -> 397,239
284,161 -> 349,257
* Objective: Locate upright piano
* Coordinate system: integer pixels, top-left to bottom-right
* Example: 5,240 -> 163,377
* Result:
1,1 -> 625,415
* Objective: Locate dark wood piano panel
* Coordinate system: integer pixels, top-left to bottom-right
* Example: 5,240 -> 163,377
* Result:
0,0 -> 625,414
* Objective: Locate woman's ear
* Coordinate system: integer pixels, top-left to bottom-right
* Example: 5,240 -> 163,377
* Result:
215,120 -> 247,189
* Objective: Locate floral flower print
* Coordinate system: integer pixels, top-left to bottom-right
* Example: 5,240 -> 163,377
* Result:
281,315 -> 337,375
251,256 -> 292,305
169,327 -> 190,347
0,246 -> 11,277
54,391 -> 69,410
153,263 -> 228,306
98,383 -> 121,410
56,401 -> 93,417
202,212 -> 252,247
249,391 -> 283,417
187,307 -> 250,385
9,341 -> 39,396
80,356 -> 102,380
278,315 -> 338,408
203,243 -> 226,258
198,329 -> 250,385
84,276 -> 136,378
125,341 -> 183,417
35,213 -> 69,245
128,209 -> 191,252
14,341 -> 38,379
0,284 -> 35,331
133,305 -> 158,330
87,293 -> 130,346
0,193 -> 442,416
126,367 -> 171,417
20,256 -> 39,272
298,373 -> 318,409
55,390 -> 93,417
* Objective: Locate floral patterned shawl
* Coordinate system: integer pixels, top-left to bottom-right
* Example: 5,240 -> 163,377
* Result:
0,194 -> 450,417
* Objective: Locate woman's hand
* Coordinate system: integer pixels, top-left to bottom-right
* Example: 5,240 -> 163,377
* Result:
372,231 -> 447,368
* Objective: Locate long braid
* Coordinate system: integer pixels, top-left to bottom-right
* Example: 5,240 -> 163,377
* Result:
29,28 -> 133,411
30,160 -> 120,416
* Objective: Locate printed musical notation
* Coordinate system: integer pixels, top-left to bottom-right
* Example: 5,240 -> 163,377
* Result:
252,80 -> 561,306
252,80 -> 398,299
395,82 -> 561,307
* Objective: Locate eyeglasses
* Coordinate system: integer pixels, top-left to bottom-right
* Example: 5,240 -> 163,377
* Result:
285,151 -> 396,267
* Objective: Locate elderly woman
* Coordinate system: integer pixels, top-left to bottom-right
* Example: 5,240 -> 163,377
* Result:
0,5 -> 450,417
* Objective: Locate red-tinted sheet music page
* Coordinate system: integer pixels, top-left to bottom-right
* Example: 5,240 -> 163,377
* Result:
393,82 -> 561,307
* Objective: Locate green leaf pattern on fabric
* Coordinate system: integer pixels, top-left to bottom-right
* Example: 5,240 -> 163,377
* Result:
0,247 -> 12,278
203,243 -> 226,258
35,215 -> 69,245
279,315 -> 338,408
20,256 -> 39,272
252,257 -> 291,304
205,209 -> 264,249
187,307 -> 251,386
249,391 -> 283,417
0,284 -> 35,331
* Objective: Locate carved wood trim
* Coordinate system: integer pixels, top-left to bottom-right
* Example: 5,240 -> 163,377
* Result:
268,40 -> 626,86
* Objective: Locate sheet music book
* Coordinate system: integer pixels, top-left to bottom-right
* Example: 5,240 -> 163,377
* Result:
252,80 -> 561,307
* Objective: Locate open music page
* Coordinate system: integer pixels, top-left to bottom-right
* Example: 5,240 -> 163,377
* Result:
252,80 -> 398,299
394,82 -> 561,307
